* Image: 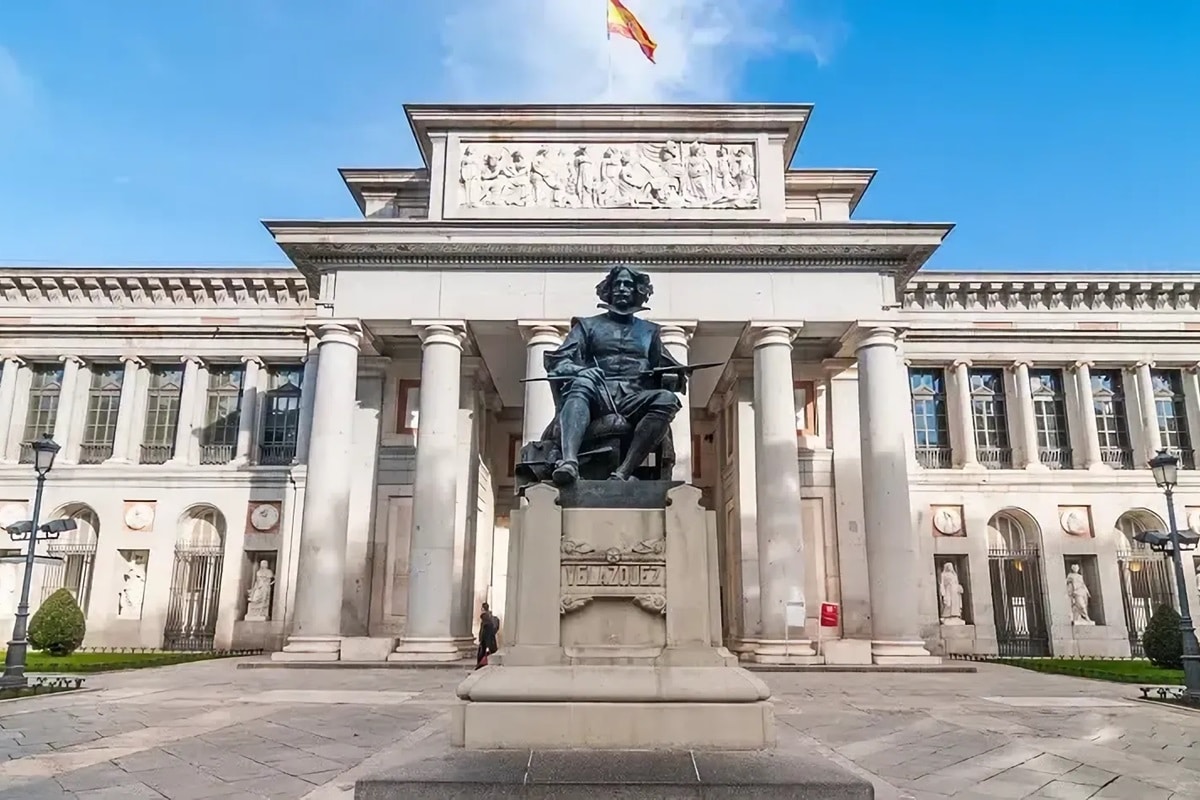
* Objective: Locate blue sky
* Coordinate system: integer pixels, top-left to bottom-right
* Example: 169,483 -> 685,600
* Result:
0,1 -> 1196,271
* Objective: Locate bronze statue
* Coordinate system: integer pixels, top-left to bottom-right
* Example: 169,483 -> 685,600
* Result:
516,265 -> 721,486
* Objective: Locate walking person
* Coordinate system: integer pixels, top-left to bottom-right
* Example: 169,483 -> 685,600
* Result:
475,602 -> 499,669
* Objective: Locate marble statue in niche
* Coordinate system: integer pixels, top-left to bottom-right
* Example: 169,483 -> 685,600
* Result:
938,562 -> 965,625
244,560 -> 275,622
1066,563 -> 1094,625
457,141 -> 760,210
117,551 -> 147,619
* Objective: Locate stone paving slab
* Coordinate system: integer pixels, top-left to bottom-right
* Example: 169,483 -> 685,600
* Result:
0,657 -> 1198,798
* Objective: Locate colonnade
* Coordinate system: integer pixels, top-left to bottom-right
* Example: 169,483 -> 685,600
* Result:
276,318 -> 937,666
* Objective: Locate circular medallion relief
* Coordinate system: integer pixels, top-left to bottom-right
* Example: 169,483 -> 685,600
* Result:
0,503 -> 25,530
250,503 -> 280,532
1060,510 -> 1089,537
933,508 -> 963,536
124,503 -> 154,531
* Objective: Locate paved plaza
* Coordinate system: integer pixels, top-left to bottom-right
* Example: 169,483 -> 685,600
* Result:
0,659 -> 1197,799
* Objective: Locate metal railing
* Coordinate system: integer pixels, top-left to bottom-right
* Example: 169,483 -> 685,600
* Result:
1166,447 -> 1196,470
77,443 -> 113,465
257,444 -> 296,466
915,445 -> 953,469
199,443 -> 235,465
139,443 -> 174,465
1038,446 -> 1072,469
1100,446 -> 1134,470
978,446 -> 1013,470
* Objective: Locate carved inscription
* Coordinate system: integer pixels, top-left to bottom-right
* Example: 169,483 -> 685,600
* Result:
559,537 -> 667,616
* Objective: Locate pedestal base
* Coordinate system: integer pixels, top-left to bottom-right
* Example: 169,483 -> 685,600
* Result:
751,639 -> 823,665
355,733 -> 874,800
271,635 -> 340,662
389,637 -> 465,663
871,639 -> 942,666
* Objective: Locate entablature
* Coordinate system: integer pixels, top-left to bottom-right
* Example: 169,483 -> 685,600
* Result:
0,269 -> 311,310
904,273 -> 1200,313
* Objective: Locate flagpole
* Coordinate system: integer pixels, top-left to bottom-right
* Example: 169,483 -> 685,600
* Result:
605,0 -> 614,101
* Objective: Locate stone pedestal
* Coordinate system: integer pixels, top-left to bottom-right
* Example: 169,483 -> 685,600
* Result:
452,482 -> 775,750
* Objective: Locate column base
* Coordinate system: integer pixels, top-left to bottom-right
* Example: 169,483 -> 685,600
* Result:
1023,462 -> 1049,472
271,635 -> 341,662
1086,461 -> 1112,472
821,638 -> 873,665
871,639 -> 941,666
389,636 -> 465,663
961,462 -> 986,472
751,639 -> 822,665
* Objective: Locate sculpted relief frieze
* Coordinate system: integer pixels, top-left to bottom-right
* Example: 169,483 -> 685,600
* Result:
457,141 -> 759,211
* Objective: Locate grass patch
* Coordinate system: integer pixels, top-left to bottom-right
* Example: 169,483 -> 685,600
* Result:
0,650 -> 249,674
996,657 -> 1184,685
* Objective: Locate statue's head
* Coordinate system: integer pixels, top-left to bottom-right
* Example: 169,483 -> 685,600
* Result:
596,264 -> 653,314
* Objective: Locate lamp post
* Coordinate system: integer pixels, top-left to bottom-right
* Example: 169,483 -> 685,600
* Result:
1140,449 -> 1200,700
0,434 -> 62,689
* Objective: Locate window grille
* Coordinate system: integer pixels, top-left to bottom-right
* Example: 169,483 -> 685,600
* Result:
20,363 -> 64,463
199,366 -> 242,464
79,365 -> 124,464
258,365 -> 303,465
140,364 -> 183,464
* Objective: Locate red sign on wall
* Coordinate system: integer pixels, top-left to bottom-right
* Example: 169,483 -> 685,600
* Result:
819,602 -> 840,627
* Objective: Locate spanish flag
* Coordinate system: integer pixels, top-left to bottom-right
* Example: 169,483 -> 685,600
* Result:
607,0 -> 657,63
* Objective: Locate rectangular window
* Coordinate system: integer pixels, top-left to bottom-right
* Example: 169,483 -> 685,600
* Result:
397,380 -> 420,434
20,363 -> 65,464
79,364 -> 124,464
259,364 -> 303,465
1091,369 -> 1132,469
199,365 -> 243,464
970,368 -> 1012,468
1152,369 -> 1194,469
1029,369 -> 1072,468
794,380 -> 817,436
908,368 -> 951,468
141,364 -> 183,464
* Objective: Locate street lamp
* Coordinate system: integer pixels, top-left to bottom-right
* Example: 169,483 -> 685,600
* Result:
0,434 -> 64,689
1137,448 -> 1200,701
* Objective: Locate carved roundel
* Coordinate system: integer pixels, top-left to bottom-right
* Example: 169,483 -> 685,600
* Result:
249,503 -> 280,532
1060,509 -> 1090,537
932,507 -> 963,536
124,503 -> 154,531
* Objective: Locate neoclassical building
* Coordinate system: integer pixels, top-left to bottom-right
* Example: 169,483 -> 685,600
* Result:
0,103 -> 1196,664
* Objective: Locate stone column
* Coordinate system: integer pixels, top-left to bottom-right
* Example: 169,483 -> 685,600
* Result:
53,356 -> 84,459
750,326 -> 813,663
1012,360 -> 1044,470
856,327 -> 938,664
0,356 -> 23,463
518,323 -> 562,445
274,322 -> 362,661
660,323 -> 694,483
1072,361 -> 1105,470
293,352 -> 318,463
168,357 -> 202,465
106,356 -> 143,463
392,322 -> 467,662
951,359 -> 979,468
234,356 -> 263,465
1135,360 -> 1163,457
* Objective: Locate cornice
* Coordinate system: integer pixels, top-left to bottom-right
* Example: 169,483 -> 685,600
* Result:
0,271 -> 311,310
783,169 -> 876,212
903,277 -> 1200,313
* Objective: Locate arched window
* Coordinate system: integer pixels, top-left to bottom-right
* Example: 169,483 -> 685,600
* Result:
163,505 -> 227,651
41,503 -> 100,613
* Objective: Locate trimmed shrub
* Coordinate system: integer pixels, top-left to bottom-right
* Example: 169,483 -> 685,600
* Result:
28,588 -> 86,656
1143,603 -> 1183,670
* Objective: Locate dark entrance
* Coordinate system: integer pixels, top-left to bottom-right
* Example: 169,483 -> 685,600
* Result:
1118,553 -> 1173,657
988,547 -> 1051,657
162,542 -> 224,651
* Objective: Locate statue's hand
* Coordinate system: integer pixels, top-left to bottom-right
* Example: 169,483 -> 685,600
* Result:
572,367 -> 606,384
661,373 -> 683,392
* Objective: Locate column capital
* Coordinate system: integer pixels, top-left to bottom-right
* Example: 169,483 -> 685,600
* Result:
180,355 -> 205,368
414,321 -> 467,351
240,355 -> 265,368
851,326 -> 900,353
307,320 -> 363,349
1070,360 -> 1094,372
750,325 -> 800,349
0,355 -> 24,366
517,321 -> 565,346
951,358 -> 972,370
1186,363 -> 1200,375
1135,359 -> 1155,370
59,355 -> 85,367
119,355 -> 144,367
1011,359 -> 1033,370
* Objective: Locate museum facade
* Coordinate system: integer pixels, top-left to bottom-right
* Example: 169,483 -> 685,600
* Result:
0,103 -> 1197,664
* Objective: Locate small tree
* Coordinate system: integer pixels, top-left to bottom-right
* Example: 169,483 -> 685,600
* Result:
1142,602 -> 1183,670
27,588 -> 86,656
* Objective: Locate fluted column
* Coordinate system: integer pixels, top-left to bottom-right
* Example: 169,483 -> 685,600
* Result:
0,356 -> 23,463
856,327 -> 937,664
53,356 -> 85,461
952,359 -> 979,468
1013,360 -> 1044,470
1135,360 -> 1163,457
518,323 -> 563,445
293,352 -> 318,463
392,322 -> 467,662
750,326 -> 813,662
168,357 -> 202,465
274,322 -> 362,661
233,356 -> 263,465
106,356 -> 143,463
1072,361 -> 1105,470
659,323 -> 695,482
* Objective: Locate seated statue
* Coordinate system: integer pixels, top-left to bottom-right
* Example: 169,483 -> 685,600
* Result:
517,265 -> 706,486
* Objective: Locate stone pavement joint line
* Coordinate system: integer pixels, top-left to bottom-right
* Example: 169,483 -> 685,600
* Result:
0,658 -> 1198,799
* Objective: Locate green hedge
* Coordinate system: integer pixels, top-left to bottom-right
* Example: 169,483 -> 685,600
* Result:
27,589 -> 85,656
995,657 -> 1183,685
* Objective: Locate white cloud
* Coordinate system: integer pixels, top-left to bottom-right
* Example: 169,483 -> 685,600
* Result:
439,0 -> 843,103
0,45 -> 34,127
